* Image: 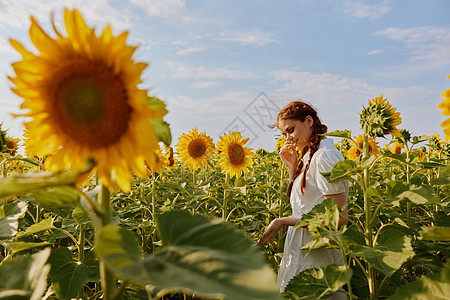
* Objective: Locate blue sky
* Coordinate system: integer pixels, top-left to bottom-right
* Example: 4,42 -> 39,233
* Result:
0,0 -> 449,151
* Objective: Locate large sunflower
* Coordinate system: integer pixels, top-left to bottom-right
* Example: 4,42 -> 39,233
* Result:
8,9 -> 165,192
439,76 -> 450,140
360,95 -> 402,138
347,135 -> 379,161
217,131 -> 254,178
176,128 -> 214,170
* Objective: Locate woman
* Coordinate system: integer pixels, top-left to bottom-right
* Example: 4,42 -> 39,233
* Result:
258,101 -> 349,296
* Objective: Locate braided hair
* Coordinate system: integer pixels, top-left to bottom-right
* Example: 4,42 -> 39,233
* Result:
277,101 -> 328,197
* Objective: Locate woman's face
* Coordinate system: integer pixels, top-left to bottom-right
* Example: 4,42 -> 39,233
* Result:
278,116 -> 313,149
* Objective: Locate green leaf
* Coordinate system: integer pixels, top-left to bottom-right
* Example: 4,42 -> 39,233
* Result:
0,159 -> 94,199
328,159 -> 361,181
0,201 -> 27,238
418,162 -> 446,169
295,198 -> 336,229
323,204 -> 340,231
47,247 -> 98,300
283,265 -> 351,300
342,226 -> 365,247
17,217 -> 54,238
388,262 -> 450,299
27,186 -> 80,208
412,135 -> 430,145
95,211 -> 281,300
420,226 -> 450,242
431,167 -> 450,186
353,228 -> 414,277
396,186 -> 440,205
72,207 -> 90,224
8,241 -> 50,255
149,119 -> 172,147
382,152 -> 408,164
321,130 -> 352,139
146,96 -> 171,147
300,236 -> 333,251
0,248 -> 51,299
146,96 -> 168,114
324,264 -> 353,291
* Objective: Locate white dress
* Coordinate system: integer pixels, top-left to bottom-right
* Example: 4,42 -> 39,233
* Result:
277,138 -> 349,293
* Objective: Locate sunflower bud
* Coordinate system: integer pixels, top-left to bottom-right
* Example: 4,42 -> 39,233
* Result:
360,95 -> 402,138
428,133 -> 443,151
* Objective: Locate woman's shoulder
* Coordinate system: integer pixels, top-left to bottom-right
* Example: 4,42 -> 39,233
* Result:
312,139 -> 344,168
315,139 -> 342,157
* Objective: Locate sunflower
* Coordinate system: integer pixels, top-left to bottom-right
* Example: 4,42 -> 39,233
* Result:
347,135 -> 379,161
385,142 -> 404,154
8,9 -> 166,192
439,76 -> 450,140
2,136 -> 20,155
217,131 -> 254,178
176,128 -> 214,170
275,135 -> 302,157
275,136 -> 286,151
360,95 -> 402,138
147,144 -> 166,174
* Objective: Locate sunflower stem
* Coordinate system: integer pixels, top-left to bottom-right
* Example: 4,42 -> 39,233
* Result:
278,163 -> 286,246
362,125 -> 376,299
98,182 -> 115,299
151,170 -> 157,248
404,140 -> 412,227
222,174 -> 229,221
78,223 -> 87,299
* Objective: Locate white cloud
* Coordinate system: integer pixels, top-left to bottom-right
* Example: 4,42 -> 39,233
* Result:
338,0 -> 393,20
270,69 -> 377,105
176,47 -> 205,56
269,69 -> 441,136
129,0 -> 185,18
217,30 -> 278,46
167,61 -> 257,80
0,0 -> 131,30
190,81 -> 218,89
376,26 -> 450,62
367,49 -> 383,55
164,91 -> 256,141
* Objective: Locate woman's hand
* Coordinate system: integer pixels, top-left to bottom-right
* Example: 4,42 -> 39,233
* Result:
279,140 -> 298,179
258,218 -> 284,245
257,217 -> 301,245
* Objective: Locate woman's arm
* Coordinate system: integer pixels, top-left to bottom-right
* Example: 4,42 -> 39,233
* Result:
257,217 -> 300,245
324,192 -> 348,228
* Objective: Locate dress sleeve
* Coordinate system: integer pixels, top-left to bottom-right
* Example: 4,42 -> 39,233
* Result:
313,150 -> 348,195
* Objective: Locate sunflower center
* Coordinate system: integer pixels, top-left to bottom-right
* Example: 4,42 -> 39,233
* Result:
49,58 -> 131,149
188,139 -> 207,158
228,143 -> 245,165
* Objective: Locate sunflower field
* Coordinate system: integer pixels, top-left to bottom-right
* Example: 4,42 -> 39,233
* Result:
1,8 -> 449,300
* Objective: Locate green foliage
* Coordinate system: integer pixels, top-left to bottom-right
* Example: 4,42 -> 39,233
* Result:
0,201 -> 27,237
284,265 -> 352,300
353,228 -> 415,277
0,131 -> 448,299
0,248 -> 51,299
95,211 -> 280,300
389,262 -> 450,300
47,248 -> 99,300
